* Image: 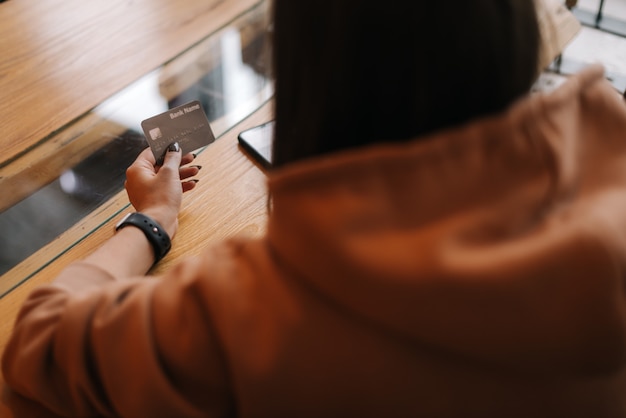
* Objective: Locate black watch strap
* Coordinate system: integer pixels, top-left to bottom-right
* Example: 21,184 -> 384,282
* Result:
115,212 -> 172,263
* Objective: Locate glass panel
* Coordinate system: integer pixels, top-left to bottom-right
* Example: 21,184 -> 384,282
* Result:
549,25 -> 626,93
601,0 -> 626,20
0,3 -> 273,296
578,0 -> 626,21
576,0 -> 602,15
573,0 -> 626,37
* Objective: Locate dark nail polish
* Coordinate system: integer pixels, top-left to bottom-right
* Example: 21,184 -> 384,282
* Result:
168,142 -> 181,153
190,165 -> 203,170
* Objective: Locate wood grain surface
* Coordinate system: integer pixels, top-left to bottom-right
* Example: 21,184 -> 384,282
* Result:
0,0 -> 262,167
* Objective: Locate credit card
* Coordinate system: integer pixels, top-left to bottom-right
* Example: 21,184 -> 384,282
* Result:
141,100 -> 215,164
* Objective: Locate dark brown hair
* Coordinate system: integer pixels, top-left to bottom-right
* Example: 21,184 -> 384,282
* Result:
271,0 -> 541,167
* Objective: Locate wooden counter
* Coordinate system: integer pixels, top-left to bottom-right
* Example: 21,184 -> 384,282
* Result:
0,0 -> 262,166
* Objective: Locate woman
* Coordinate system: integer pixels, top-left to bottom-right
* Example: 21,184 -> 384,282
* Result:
4,0 -> 626,417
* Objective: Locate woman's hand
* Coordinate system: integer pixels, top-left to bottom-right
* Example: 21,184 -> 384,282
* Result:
124,143 -> 200,238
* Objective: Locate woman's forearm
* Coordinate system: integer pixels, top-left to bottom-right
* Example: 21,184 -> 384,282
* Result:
80,225 -> 157,280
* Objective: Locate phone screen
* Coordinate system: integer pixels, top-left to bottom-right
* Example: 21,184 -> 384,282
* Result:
238,121 -> 274,168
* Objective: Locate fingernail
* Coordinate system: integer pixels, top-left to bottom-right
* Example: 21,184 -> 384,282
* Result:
190,165 -> 203,170
168,142 -> 181,153
192,153 -> 198,159
188,179 -> 200,183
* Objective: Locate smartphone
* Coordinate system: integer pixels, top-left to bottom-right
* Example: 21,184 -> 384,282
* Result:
238,120 -> 274,168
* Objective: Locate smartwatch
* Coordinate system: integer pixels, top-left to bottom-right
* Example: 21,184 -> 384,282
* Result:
115,212 -> 172,263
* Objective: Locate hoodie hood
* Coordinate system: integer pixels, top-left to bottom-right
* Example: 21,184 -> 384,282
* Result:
267,65 -> 626,373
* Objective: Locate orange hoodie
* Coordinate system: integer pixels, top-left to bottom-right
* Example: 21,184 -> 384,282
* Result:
4,65 -> 626,417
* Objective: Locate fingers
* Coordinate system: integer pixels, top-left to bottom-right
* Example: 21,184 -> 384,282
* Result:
179,165 -> 200,193
139,147 -> 157,165
134,146 -> 194,171
178,149 -> 201,183
181,152 -> 196,166
161,142 -> 183,171
182,179 -> 199,193
179,165 -> 201,180
127,147 -> 157,174
162,146 -> 196,170
160,143 -> 200,192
